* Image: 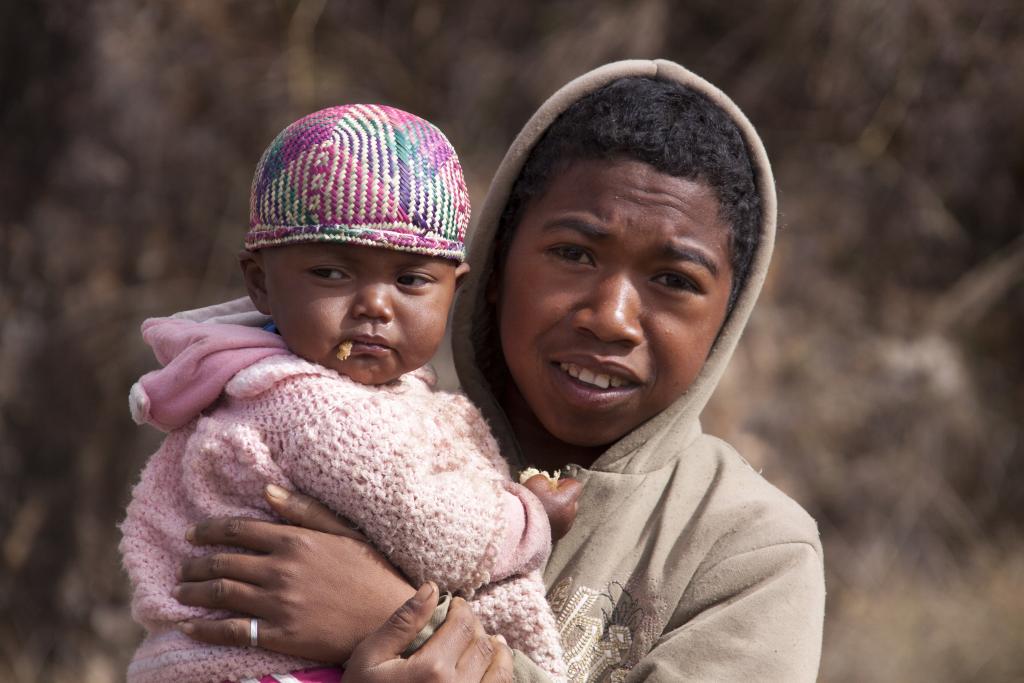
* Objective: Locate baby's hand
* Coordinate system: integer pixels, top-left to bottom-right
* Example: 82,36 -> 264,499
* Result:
521,470 -> 583,541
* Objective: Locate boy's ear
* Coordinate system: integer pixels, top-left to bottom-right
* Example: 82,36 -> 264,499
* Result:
238,250 -> 272,315
454,262 -> 471,289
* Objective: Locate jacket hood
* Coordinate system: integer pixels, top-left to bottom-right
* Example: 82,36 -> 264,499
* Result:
451,59 -> 777,474
129,299 -> 285,432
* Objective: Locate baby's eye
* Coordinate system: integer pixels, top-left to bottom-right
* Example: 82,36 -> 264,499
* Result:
397,273 -> 432,287
551,245 -> 594,265
311,268 -> 347,280
653,272 -> 699,292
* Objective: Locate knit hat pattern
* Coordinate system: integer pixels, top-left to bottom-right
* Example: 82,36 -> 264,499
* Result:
246,104 -> 470,261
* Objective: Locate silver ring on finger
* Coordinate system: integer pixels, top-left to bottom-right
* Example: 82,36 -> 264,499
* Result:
249,617 -> 259,648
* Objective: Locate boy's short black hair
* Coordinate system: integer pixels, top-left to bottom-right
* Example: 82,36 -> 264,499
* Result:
497,76 -> 762,310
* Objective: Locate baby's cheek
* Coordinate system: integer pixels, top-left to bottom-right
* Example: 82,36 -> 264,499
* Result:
403,315 -> 448,362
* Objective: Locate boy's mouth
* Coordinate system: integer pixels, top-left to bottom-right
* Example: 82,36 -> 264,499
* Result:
557,362 -> 635,390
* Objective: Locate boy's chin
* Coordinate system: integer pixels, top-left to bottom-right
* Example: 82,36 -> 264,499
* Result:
542,417 -> 632,450
541,398 -> 677,450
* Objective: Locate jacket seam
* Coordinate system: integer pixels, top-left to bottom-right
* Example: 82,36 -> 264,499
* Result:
697,539 -> 822,579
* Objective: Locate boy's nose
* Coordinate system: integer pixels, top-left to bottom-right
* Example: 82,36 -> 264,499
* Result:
351,284 -> 394,323
571,274 -> 643,346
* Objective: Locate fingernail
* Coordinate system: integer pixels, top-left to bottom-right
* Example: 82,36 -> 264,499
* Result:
178,621 -> 194,635
185,526 -> 195,542
495,634 -> 507,645
175,565 -> 183,580
171,585 -> 181,598
410,582 -> 434,605
265,483 -> 288,500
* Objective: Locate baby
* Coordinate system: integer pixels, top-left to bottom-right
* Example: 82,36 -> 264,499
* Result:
120,105 -> 566,682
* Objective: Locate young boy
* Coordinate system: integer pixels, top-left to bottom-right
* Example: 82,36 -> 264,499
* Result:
120,105 -> 567,682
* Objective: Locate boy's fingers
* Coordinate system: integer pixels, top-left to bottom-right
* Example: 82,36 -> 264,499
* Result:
348,582 -> 439,670
187,517 -> 281,552
179,617 -> 259,648
178,552 -> 265,585
454,627 -> 496,680
413,596 -> 484,667
173,577 -> 266,615
178,616 -> 285,652
263,485 -> 365,540
481,636 -> 515,683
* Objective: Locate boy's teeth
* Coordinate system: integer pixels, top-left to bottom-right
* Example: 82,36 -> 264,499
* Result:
559,362 -> 621,390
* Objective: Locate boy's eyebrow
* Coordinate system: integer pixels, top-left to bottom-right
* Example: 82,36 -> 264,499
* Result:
663,242 -> 720,277
541,217 -> 611,239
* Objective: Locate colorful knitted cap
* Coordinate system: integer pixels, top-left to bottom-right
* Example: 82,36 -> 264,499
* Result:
246,104 -> 470,261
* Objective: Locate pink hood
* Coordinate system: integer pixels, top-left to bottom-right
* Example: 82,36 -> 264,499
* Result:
129,302 -> 288,432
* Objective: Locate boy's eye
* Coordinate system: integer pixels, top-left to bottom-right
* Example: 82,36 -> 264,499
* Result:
311,268 -> 347,280
550,245 -> 594,265
653,272 -> 699,293
397,273 -> 433,287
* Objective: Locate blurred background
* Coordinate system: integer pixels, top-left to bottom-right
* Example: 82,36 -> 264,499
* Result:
2,1 -> 1022,680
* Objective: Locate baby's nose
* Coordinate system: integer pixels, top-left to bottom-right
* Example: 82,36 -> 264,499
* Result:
351,284 -> 394,322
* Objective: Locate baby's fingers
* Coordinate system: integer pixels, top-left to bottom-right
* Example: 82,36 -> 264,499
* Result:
522,474 -> 584,540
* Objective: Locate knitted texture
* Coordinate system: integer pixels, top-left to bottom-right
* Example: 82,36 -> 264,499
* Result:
246,104 -> 470,261
121,343 -> 565,682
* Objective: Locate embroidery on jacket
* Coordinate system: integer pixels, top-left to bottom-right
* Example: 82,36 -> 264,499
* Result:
548,575 -> 665,682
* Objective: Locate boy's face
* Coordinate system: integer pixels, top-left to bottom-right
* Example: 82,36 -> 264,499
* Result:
494,158 -> 734,447
242,242 -> 467,385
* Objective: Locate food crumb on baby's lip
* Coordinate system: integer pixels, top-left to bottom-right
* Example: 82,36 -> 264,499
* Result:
336,341 -> 353,361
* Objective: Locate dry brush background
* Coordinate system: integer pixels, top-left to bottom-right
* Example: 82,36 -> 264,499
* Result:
1,1 -> 1022,681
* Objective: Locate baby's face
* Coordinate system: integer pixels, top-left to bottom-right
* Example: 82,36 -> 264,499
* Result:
244,242 -> 466,385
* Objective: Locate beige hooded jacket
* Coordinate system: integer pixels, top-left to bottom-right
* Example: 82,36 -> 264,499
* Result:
450,59 -> 825,682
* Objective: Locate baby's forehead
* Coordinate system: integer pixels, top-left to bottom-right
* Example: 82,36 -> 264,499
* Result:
265,241 -> 460,268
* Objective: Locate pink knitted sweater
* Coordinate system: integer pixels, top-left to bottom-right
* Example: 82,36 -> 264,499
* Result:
120,317 -> 566,682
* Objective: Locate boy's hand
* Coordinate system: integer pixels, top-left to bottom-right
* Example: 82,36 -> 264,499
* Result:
522,474 -> 583,540
175,486 -> 415,663
346,584 -> 513,683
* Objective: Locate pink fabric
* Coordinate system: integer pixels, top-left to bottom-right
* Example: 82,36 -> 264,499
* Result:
491,482 -> 551,580
130,318 -> 289,432
121,317 -> 563,683
226,666 -> 343,682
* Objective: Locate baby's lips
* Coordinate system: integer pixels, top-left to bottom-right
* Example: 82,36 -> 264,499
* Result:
523,474 -> 583,541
